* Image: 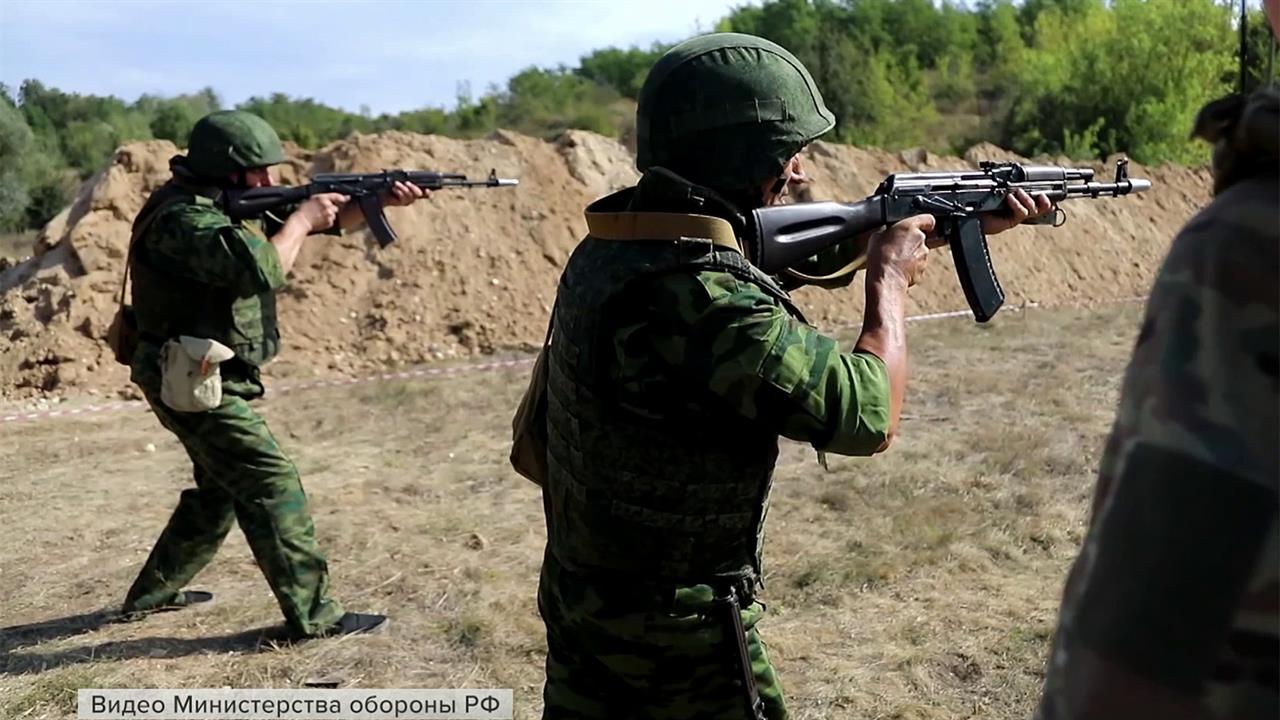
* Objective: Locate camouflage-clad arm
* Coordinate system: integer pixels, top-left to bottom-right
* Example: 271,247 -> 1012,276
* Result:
145,203 -> 288,297
1102,188 -> 1279,494
1035,177 -> 1279,720
615,269 -> 893,456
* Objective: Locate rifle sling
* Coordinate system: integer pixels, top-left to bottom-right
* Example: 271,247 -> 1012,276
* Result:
584,210 -> 743,253
781,258 -> 865,284
779,224 -> 955,287
117,196 -> 183,310
583,206 -> 872,290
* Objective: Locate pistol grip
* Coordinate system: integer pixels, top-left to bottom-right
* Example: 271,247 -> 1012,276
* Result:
945,215 -> 1004,323
359,193 -> 397,247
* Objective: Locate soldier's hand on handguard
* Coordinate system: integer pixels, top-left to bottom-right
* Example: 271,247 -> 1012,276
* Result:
382,180 -> 429,207
292,192 -> 350,233
866,214 -> 935,288
980,189 -> 1053,235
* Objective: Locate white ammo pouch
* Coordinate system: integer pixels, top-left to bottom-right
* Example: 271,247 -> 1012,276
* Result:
160,335 -> 237,412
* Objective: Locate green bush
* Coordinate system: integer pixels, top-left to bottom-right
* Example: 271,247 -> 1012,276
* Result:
1002,0 -> 1234,164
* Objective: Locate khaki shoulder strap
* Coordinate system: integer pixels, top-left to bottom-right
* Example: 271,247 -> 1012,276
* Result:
586,207 -> 812,322
584,210 -> 742,253
115,194 -> 186,309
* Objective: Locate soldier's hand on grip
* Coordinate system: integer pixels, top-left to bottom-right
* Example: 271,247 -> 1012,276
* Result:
293,193 -> 350,233
867,214 -> 934,288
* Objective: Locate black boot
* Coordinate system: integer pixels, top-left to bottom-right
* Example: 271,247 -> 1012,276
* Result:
318,612 -> 389,637
280,612 -> 389,642
116,590 -> 214,622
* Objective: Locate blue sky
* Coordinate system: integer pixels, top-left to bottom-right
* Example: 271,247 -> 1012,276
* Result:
0,0 -> 751,114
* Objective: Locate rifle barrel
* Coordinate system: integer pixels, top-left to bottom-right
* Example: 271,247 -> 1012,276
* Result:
1065,179 -> 1152,197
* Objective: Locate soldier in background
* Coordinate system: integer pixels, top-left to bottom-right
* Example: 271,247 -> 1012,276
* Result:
115,110 -> 427,639
1034,6 -> 1279,717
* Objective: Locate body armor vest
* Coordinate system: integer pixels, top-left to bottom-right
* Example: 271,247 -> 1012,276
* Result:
543,193 -> 806,593
130,183 -> 281,367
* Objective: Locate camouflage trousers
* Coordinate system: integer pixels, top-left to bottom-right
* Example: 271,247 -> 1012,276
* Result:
123,376 -> 344,637
537,552 -> 788,720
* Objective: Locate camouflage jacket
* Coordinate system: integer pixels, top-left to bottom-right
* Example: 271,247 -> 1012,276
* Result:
603,168 -> 895,457
128,165 -> 337,397
1036,88 -> 1279,720
540,169 -> 893,593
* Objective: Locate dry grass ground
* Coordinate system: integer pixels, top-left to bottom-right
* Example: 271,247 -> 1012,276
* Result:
0,303 -> 1145,719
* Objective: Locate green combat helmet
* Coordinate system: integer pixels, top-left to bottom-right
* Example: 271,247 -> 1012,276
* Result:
186,110 -> 286,180
635,32 -> 836,191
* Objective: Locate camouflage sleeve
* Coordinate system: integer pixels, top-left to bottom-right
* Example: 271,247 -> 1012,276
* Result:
616,269 -> 892,456
1035,178 -> 1279,719
145,203 -> 288,297
1105,179 -> 1278,495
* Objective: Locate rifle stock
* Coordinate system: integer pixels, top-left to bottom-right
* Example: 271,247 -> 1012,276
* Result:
220,185 -> 314,220
745,198 -> 886,275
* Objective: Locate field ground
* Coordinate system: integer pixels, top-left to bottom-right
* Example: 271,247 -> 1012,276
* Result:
0,303 -> 1144,719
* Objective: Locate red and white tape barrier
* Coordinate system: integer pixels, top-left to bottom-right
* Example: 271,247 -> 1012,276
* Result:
0,296 -> 1145,426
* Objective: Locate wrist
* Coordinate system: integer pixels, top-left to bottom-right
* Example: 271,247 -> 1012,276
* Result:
862,263 -> 909,336
282,214 -> 313,237
865,263 -> 910,294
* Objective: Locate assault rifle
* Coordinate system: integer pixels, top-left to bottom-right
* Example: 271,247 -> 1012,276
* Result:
747,158 -> 1151,322
220,169 -> 519,247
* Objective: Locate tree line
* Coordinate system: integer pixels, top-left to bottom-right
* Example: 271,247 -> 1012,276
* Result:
1,0 -> 1271,233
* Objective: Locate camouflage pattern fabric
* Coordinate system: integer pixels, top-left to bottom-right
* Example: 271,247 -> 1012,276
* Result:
538,552 -> 787,720
142,198 -> 289,297
122,178 -> 346,638
122,373 -> 345,637
611,266 -> 892,455
129,179 -> 309,369
537,169 -> 894,719
602,169 -> 893,458
1035,88 -> 1278,719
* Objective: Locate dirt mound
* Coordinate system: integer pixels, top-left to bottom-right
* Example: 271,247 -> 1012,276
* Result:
0,130 -> 1211,401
